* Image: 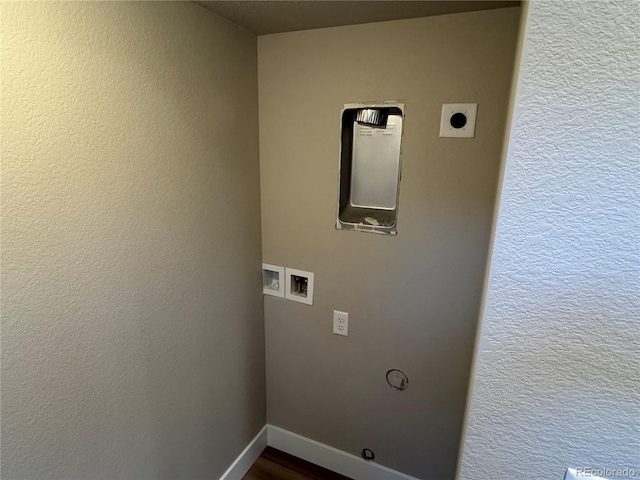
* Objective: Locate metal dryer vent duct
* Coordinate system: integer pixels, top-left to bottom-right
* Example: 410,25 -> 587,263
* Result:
355,108 -> 387,127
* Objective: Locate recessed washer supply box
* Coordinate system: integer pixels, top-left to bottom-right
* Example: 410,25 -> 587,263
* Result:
337,103 -> 405,235
262,263 -> 285,297
285,268 -> 314,305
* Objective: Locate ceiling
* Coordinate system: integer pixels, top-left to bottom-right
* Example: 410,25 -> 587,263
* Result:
193,1 -> 520,35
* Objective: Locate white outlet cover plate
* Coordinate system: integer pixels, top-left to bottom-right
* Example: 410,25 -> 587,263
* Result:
285,267 -> 314,305
440,103 -> 478,138
333,310 -> 349,336
262,263 -> 285,297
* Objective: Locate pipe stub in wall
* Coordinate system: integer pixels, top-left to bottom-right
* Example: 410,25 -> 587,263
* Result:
386,369 -> 409,391
361,448 -> 375,461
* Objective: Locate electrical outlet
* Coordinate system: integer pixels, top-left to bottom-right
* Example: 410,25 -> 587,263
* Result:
333,310 -> 349,336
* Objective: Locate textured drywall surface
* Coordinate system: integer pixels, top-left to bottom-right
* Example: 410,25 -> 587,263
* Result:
458,1 -> 640,479
258,8 -> 520,479
1,3 -> 265,479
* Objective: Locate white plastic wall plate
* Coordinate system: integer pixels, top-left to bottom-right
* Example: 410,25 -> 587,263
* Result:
262,264 -> 285,297
333,310 -> 348,336
285,268 -> 314,305
439,103 -> 478,138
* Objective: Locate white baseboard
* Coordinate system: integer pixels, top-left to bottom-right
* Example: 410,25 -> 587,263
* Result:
219,424 -> 421,480
219,425 -> 268,480
267,425 -> 421,480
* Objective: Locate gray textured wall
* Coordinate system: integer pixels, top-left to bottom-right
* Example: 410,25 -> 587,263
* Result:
1,3 -> 265,479
258,8 -> 521,479
458,1 -> 640,478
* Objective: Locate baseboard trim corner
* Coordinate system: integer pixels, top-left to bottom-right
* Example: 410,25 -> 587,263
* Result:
267,425 -> 421,480
219,424 -> 268,480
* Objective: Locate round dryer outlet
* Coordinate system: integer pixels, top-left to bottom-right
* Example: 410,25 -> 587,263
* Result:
439,103 -> 478,138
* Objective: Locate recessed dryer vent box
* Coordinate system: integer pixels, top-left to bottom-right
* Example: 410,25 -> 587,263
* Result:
337,103 -> 405,235
285,268 -> 314,305
262,264 -> 285,297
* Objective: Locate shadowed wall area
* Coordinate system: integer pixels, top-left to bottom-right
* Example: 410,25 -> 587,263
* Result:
1,3 -> 265,479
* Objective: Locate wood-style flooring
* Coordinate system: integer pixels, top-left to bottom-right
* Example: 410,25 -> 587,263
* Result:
242,446 -> 352,480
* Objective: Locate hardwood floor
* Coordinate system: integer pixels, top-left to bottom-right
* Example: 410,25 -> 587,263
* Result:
242,446 -> 352,480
